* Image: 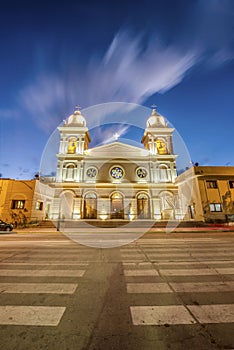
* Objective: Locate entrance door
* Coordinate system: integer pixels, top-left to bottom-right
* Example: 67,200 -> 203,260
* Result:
83,193 -> 97,219
137,193 -> 150,219
111,193 -> 124,219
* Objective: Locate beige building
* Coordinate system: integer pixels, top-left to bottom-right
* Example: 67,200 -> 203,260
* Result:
177,166 -> 234,223
44,107 -> 183,222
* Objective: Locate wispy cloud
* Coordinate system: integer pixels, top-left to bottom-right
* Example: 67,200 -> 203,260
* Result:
4,0 -> 234,133
16,32 -> 199,133
91,124 -> 131,146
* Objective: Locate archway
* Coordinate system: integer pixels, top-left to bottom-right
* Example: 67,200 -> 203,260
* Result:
83,192 -> 97,219
160,191 -> 175,220
111,192 -> 124,219
60,191 -> 74,219
137,193 -> 150,219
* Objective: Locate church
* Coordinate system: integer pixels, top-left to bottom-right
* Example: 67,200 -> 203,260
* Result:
46,106 -> 183,222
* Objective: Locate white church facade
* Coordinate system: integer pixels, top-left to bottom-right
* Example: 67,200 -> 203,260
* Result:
47,107 -> 184,222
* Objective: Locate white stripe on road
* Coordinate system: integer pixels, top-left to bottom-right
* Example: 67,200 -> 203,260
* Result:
0,306 -> 65,326
0,269 -> 85,277
216,268 -> 234,274
130,304 -> 234,325
187,304 -> 234,324
0,283 -> 77,294
127,283 -> 172,293
170,281 -> 234,293
0,263 -> 89,266
124,269 -> 159,277
122,262 -> 153,267
130,305 -> 196,325
155,260 -> 234,266
160,268 -> 218,276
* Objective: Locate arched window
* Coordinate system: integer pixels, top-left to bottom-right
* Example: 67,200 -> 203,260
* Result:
159,165 -> 169,182
137,193 -> 150,219
83,192 -> 97,219
66,164 -> 75,181
67,137 -> 77,154
111,192 -> 124,219
160,191 -> 175,220
60,191 -> 74,219
156,139 -> 168,154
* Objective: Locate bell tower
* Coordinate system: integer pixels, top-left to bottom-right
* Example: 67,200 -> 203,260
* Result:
142,106 -> 177,183
56,107 -> 91,182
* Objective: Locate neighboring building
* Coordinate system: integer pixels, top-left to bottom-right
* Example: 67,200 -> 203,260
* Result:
177,166 -> 234,223
0,179 -> 36,225
45,106 -> 183,221
0,178 -> 54,225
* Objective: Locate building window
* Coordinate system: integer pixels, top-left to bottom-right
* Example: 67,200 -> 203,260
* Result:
159,165 -> 168,182
66,164 -> 75,180
36,201 -> 43,210
12,200 -> 25,209
110,166 -> 124,180
209,203 -> 222,212
188,205 -> 195,219
229,181 -> 234,189
206,181 -> 218,189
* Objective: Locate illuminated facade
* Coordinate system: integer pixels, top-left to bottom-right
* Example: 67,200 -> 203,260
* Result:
1,108 -> 234,225
48,107 -> 182,221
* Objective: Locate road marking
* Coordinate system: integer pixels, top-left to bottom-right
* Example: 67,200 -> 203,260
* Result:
124,269 -> 159,277
160,268 -> 218,276
0,306 -> 65,326
130,305 -> 196,325
0,263 -> 89,266
0,283 -> 77,294
0,269 -> 85,277
170,281 -> 234,293
155,260 -> 234,266
127,283 -> 172,293
122,262 -> 153,267
216,268 -> 234,274
187,304 -> 234,323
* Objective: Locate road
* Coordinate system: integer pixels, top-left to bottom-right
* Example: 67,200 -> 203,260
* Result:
0,230 -> 234,349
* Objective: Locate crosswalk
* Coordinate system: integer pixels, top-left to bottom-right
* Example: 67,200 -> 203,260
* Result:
0,241 -> 90,326
121,237 -> 234,327
0,235 -> 234,334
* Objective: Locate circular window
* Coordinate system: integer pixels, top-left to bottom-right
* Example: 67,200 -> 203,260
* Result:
136,168 -> 147,179
86,167 -> 97,178
110,166 -> 124,179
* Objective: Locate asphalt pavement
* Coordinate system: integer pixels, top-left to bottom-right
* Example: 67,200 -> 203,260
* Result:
0,229 -> 233,350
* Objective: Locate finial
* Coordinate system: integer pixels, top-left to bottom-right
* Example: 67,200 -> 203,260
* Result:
151,104 -> 157,110
75,105 -> 81,111
114,132 -> 120,141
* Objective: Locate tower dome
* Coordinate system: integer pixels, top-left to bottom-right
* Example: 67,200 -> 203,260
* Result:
67,107 -> 86,127
146,107 -> 167,128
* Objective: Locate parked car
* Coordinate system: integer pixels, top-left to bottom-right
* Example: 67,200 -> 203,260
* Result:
0,220 -> 14,232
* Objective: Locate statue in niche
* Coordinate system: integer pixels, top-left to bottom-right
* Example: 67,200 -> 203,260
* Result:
67,137 -> 77,154
156,139 -> 168,154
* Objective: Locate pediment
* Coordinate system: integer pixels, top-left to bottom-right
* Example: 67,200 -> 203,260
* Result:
88,142 -> 149,157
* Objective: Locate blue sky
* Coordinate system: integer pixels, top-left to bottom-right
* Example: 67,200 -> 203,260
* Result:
0,0 -> 234,179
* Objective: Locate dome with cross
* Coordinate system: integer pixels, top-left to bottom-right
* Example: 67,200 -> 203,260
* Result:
146,106 -> 167,128
67,107 -> 86,127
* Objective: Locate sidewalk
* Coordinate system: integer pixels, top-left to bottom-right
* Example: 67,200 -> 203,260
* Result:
14,225 -> 234,234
